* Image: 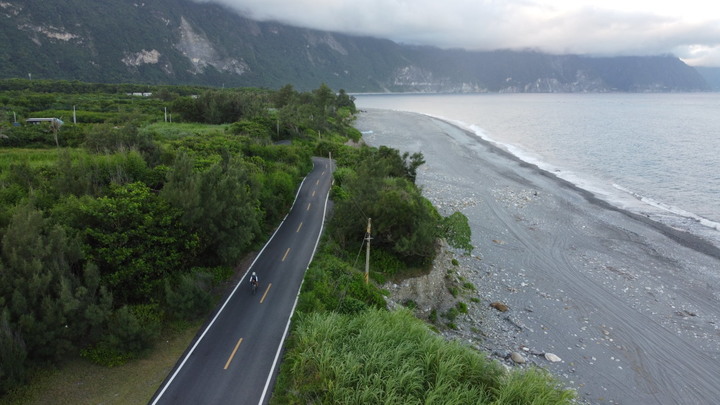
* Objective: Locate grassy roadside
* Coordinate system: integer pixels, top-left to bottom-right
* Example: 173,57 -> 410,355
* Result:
0,325 -> 200,405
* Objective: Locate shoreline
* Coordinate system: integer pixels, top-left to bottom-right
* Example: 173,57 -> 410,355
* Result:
355,109 -> 720,404
417,111 -> 720,262
460,118 -> 720,261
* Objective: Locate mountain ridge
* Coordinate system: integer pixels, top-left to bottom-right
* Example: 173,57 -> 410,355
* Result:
0,0 -> 710,92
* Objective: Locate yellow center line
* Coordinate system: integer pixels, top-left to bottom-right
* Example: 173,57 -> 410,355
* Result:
316,179 -> 320,185
306,202 -> 312,211
312,190 -> 316,197
260,283 -> 272,303
321,170 -> 326,176
224,338 -> 243,370
296,222 -> 303,232
282,248 -> 291,261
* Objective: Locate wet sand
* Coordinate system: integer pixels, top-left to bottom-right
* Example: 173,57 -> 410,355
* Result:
355,109 -> 720,405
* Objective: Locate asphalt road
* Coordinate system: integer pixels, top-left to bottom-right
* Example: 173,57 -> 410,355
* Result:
150,156 -> 333,405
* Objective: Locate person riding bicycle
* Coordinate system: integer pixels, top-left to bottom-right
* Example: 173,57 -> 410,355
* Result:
249,272 -> 259,288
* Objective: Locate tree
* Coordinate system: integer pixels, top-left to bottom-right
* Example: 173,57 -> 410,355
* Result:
161,153 -> 262,266
0,203 -> 111,369
273,84 -> 297,108
0,309 -> 27,395
77,182 -> 198,304
335,89 -> 356,113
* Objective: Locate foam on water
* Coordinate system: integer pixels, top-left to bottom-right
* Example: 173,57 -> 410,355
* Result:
463,118 -> 720,247
356,93 -> 720,251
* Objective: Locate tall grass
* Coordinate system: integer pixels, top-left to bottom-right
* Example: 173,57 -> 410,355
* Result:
273,308 -> 574,404
0,148 -> 70,171
140,122 -> 226,141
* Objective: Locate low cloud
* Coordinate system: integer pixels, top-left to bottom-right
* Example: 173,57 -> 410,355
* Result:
194,0 -> 720,66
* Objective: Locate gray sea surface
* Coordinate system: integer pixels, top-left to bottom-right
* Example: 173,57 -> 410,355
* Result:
355,93 -> 720,250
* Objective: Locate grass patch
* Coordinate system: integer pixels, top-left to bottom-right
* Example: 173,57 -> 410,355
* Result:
0,148 -> 76,172
272,309 -> 574,404
403,299 -> 418,310
0,324 -> 200,405
140,122 -> 226,140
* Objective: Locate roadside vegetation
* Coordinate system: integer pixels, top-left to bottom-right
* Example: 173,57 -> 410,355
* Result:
270,108 -> 575,403
0,79 -> 572,404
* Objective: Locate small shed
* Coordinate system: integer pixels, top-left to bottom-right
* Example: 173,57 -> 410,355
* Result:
26,118 -> 64,126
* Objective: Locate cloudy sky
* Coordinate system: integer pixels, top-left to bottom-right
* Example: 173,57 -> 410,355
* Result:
196,0 -> 720,66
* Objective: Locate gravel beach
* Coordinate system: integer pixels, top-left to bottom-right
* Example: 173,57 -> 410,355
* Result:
354,109 -> 720,405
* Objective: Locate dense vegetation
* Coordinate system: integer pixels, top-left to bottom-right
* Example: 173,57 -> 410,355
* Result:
0,79 -> 571,403
0,79 -> 343,394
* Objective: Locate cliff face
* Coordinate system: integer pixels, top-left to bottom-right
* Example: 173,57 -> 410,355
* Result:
0,0 -> 710,92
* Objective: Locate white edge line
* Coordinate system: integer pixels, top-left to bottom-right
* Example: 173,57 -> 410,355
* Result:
151,161 -> 314,405
258,158 -> 333,404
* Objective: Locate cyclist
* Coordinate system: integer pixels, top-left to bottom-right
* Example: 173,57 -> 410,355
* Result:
249,272 -> 259,291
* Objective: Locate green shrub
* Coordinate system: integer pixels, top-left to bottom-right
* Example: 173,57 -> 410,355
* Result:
104,305 -> 160,356
337,297 -> 367,315
492,368 -> 576,404
403,299 -> 417,310
0,311 -> 28,395
443,307 -> 460,322
80,342 -> 133,367
164,272 -> 214,321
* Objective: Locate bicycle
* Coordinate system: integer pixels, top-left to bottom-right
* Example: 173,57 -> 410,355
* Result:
250,279 -> 258,295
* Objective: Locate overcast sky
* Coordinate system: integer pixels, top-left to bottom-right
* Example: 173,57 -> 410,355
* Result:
196,0 -> 720,66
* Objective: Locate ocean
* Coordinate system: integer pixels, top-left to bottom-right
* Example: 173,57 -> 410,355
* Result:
354,93 -> 720,249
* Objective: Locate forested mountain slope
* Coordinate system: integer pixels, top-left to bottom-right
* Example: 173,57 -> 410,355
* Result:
0,0 -> 710,92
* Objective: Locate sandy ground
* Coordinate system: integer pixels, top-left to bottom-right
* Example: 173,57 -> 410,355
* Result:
354,109 -> 720,405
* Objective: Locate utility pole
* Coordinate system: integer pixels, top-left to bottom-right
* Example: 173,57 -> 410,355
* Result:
364,218 -> 372,284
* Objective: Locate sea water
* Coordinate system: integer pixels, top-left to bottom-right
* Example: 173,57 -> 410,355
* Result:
354,92 -> 720,249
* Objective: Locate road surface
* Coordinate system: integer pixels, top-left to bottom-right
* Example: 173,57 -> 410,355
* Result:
151,156 -> 333,405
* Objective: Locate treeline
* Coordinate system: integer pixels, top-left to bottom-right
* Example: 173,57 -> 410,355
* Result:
0,78 -> 206,96
0,81 -> 354,395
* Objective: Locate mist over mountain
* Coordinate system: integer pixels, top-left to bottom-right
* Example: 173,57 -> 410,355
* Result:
695,67 -> 720,90
0,0 -> 710,92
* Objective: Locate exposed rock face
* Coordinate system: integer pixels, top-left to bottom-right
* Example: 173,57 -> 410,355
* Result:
175,17 -> 248,75
122,49 -> 161,67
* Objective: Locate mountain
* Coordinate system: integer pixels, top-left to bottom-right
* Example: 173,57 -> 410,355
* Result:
695,67 -> 720,91
0,0 -> 711,92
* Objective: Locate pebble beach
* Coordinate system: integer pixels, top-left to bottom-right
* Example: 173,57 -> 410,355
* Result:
355,109 -> 720,405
